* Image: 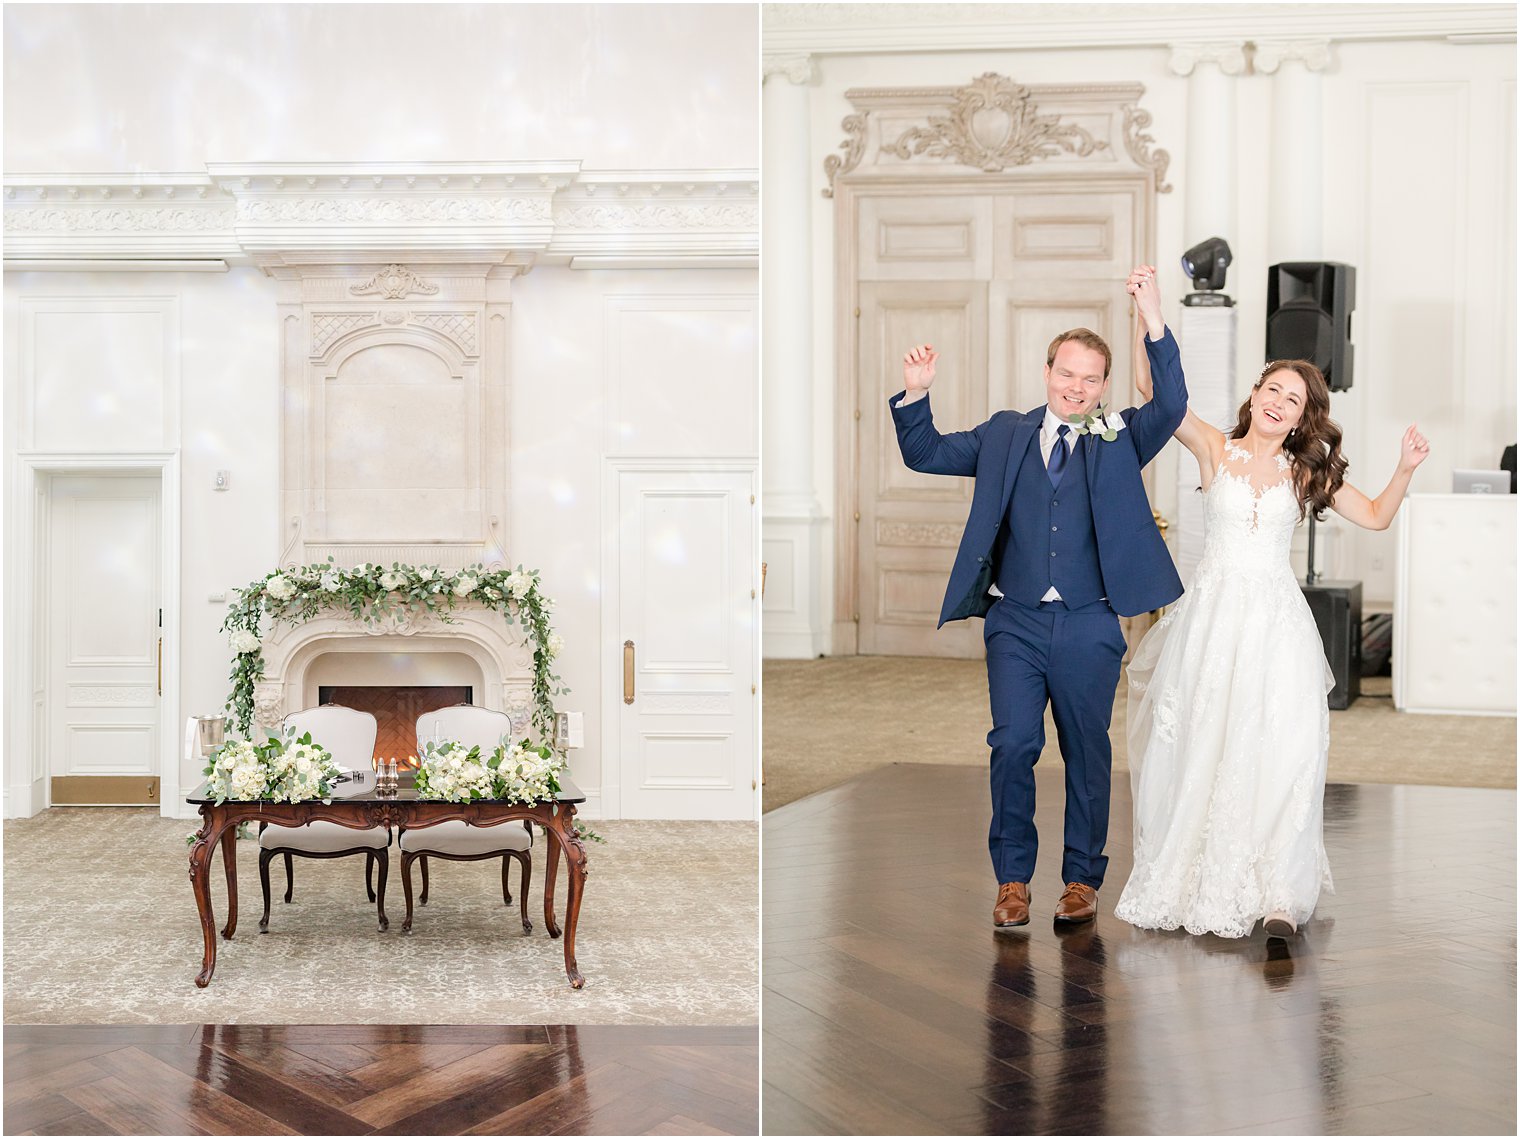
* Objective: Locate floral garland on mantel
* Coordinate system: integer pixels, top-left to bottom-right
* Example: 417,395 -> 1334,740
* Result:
220,560 -> 565,740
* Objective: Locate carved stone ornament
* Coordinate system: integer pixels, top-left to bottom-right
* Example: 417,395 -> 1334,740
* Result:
253,684 -> 284,734
1120,105 -> 1174,194
822,114 -> 868,199
888,73 -> 1106,173
350,264 -> 440,299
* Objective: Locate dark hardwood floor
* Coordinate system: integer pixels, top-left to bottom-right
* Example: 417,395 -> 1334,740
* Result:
4,1023 -> 757,1135
763,762 -> 1517,1136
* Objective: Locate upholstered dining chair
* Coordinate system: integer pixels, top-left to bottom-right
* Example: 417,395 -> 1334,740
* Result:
257,704 -> 390,933
401,704 -> 532,935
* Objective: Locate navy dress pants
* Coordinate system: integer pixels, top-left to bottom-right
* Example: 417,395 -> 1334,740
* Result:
983,596 -> 1127,889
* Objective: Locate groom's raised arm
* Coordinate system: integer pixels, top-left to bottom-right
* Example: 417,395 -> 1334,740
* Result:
1124,266 -> 1189,467
890,389 -> 984,477
890,343 -> 982,477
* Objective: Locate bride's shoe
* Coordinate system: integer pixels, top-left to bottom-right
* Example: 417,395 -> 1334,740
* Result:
1263,912 -> 1297,938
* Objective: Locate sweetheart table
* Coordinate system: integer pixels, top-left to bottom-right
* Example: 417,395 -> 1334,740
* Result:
185,776 -> 590,988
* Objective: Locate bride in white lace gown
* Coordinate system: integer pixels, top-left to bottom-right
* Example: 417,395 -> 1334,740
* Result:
1114,346 -> 1430,939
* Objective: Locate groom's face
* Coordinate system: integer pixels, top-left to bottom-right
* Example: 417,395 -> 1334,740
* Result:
1044,341 -> 1110,420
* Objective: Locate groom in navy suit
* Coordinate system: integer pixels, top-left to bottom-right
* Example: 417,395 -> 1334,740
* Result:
890,266 -> 1186,926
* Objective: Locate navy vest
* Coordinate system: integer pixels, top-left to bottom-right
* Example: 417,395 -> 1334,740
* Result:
995,433 -> 1105,607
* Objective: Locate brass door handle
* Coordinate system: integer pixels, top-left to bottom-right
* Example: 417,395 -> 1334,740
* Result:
623,640 -> 635,705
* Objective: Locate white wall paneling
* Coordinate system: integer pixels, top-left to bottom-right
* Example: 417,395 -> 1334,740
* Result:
19,297 -> 179,452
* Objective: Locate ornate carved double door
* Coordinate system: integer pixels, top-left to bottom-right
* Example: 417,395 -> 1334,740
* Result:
851,185 -> 1148,658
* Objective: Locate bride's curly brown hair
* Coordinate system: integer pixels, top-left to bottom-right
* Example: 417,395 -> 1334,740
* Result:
1229,360 -> 1348,520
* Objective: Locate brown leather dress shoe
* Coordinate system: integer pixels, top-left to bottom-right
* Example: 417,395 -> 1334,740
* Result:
993,882 -> 1030,927
1053,882 -> 1097,923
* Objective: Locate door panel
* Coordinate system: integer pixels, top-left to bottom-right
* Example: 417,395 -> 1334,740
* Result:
858,281 -> 987,658
617,469 -> 756,820
47,475 -> 161,805
859,194 -> 994,281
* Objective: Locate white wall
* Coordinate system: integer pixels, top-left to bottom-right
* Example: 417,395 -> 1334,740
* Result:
773,14 -> 1515,655
3,3 -> 758,172
509,266 -> 760,812
3,3 -> 760,817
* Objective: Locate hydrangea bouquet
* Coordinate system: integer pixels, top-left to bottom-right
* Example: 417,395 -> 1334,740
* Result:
412,739 -> 497,803
413,738 -> 565,805
203,728 -> 343,806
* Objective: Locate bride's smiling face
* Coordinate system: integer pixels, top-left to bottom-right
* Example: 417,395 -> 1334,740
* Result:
1251,369 -> 1308,437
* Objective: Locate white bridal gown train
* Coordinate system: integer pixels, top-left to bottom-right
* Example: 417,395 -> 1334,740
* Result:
1116,443 -> 1335,938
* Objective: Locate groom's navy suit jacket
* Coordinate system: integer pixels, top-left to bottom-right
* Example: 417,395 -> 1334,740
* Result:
891,329 -> 1189,623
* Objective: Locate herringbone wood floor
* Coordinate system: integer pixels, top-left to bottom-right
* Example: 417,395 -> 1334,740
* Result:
764,763 -> 1517,1136
4,1024 -> 757,1135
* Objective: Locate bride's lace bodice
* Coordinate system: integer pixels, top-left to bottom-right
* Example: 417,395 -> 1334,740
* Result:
1195,441 -> 1300,584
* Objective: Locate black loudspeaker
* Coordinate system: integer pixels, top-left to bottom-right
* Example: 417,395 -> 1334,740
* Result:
1301,580 -> 1362,710
1266,262 -> 1356,391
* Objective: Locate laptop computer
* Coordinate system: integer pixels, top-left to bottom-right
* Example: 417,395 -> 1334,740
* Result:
1452,469 -> 1511,494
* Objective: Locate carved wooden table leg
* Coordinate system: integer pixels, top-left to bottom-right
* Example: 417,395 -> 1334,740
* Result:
219,825 -> 238,940
546,812 -> 587,988
187,808 -> 228,988
542,821 -> 562,939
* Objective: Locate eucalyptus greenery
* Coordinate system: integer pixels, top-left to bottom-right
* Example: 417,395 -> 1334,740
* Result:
220,559 -> 566,740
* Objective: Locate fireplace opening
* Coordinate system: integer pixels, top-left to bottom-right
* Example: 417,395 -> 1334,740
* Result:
317,686 -> 473,768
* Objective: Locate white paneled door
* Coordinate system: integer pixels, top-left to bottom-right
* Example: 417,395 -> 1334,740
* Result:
47,476 -> 161,805
616,467 -> 757,820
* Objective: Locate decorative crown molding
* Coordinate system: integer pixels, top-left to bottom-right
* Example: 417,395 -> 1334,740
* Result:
823,77 -> 1171,197
888,73 -> 1105,174
1254,39 -> 1334,74
4,163 -> 759,269
764,3 -> 1514,54
1167,41 -> 1249,77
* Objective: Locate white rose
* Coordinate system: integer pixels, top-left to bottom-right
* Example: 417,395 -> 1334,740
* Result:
380,571 -> 404,591
453,574 -> 478,597
547,633 -> 565,659
229,629 -> 261,654
266,575 -> 296,600
320,569 -> 341,592
506,570 -> 530,599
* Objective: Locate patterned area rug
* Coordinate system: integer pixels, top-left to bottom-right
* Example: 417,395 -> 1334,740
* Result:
3,811 -> 757,1026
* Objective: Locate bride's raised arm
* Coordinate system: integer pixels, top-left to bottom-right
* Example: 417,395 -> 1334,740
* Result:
1330,425 -> 1431,530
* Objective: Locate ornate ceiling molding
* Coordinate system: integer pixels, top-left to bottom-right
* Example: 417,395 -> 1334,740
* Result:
1254,39 -> 1335,74
3,163 -> 759,269
763,4 -> 1515,54
823,77 -> 1172,198
1167,41 -> 1249,77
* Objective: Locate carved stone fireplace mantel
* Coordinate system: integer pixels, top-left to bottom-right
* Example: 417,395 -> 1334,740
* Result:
254,608 -> 537,737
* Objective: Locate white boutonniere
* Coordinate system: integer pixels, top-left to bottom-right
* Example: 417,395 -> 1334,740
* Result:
1067,407 -> 1126,442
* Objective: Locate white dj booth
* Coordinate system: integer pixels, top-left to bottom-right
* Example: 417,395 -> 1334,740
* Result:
1394,494 -> 1517,715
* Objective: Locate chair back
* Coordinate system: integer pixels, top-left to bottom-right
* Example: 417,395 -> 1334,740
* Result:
415,705 -> 513,754
282,705 -> 378,772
